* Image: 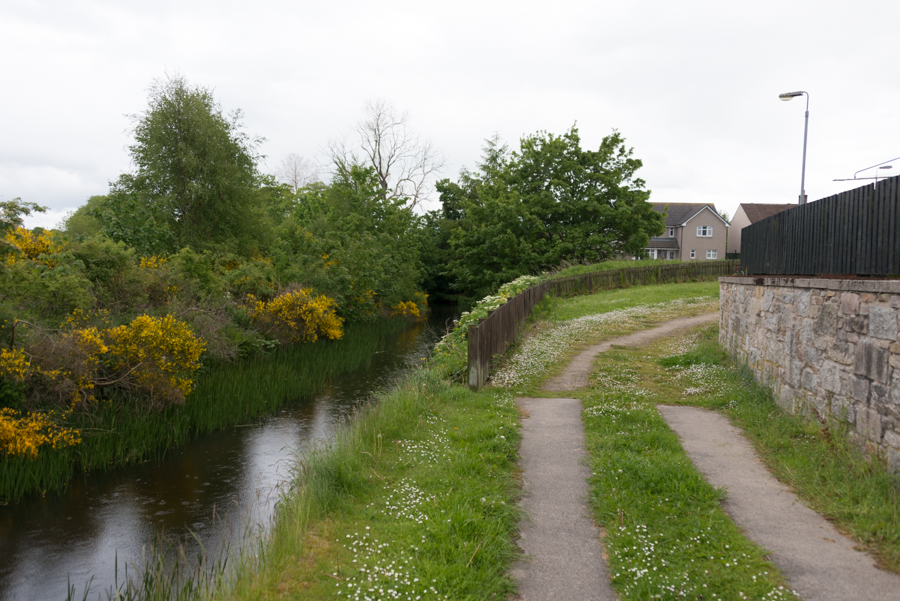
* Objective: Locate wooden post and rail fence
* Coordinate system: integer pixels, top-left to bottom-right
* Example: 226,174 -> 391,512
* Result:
467,260 -> 739,389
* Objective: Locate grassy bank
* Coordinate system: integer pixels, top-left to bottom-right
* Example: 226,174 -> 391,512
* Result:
1,319 -> 412,503
222,369 -> 521,600
650,326 -> 900,574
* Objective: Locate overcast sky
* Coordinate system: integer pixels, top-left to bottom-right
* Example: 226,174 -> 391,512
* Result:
2,0 -> 898,229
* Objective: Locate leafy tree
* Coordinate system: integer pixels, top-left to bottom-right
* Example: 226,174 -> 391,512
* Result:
1,199 -> 46,258
443,127 -> 664,297
114,75 -> 269,255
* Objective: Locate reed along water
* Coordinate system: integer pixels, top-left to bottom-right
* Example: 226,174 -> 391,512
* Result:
0,305 -> 459,601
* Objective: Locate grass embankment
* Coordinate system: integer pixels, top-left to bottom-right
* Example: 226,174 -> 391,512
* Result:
1,319 -> 411,503
494,282 -> 798,598
223,369 -> 521,601
650,326 -> 900,574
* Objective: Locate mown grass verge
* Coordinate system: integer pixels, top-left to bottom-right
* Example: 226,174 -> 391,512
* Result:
584,349 -> 796,599
650,325 -> 900,574
220,368 -> 521,600
1,319 -> 412,503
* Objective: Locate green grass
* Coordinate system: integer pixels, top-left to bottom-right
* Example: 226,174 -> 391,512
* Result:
652,326 -> 900,574
549,258 -> 685,279
0,319 -> 412,503
540,280 -> 719,322
583,348 -> 796,599
221,369 -> 521,600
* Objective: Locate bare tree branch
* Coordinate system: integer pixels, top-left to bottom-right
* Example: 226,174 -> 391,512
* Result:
328,99 -> 445,209
276,153 -> 320,193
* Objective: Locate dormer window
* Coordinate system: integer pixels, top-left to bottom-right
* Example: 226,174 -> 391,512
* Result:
697,226 -> 713,237
668,227 -> 675,237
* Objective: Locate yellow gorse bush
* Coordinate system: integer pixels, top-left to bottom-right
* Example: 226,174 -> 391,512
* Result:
107,315 -> 206,407
139,255 -> 168,269
0,407 -> 81,458
4,227 -> 61,264
391,301 -> 421,318
248,288 -> 344,344
0,348 -> 30,380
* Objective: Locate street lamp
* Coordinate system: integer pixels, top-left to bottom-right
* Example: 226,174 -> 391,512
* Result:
779,90 -> 810,204
875,165 -> 893,188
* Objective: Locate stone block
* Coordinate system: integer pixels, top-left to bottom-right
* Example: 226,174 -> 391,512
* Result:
826,339 -> 854,365
801,368 -> 818,391
888,446 -> 900,476
872,382 -> 890,405
820,360 -> 842,393
884,428 -> 900,449
778,386 -> 797,413
856,406 -> 884,443
782,293 -> 794,305
815,302 -> 839,336
893,372 -> 900,405
796,290 -> 811,316
850,375 -> 870,402
841,292 -> 860,315
868,305 -> 898,341
848,316 -> 868,335
831,397 -> 855,423
892,295 -> 900,309
855,340 -> 891,384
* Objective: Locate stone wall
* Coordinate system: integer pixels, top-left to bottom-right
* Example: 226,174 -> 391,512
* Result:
719,276 -> 900,472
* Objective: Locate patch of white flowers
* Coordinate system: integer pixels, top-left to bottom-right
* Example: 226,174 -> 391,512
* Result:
493,297 -> 718,387
336,528 -> 448,601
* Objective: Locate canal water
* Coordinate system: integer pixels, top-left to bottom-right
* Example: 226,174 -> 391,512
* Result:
0,306 -> 458,601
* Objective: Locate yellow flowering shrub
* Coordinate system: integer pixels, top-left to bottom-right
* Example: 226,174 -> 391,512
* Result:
0,407 -> 81,458
0,348 -> 30,381
248,288 -> 344,344
4,227 -> 60,262
107,315 -> 206,408
139,255 -> 168,269
391,301 -> 421,319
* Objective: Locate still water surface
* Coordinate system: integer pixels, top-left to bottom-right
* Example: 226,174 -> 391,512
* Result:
0,307 -> 457,600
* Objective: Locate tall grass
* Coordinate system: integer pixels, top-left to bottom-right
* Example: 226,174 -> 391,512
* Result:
1,319 -> 411,503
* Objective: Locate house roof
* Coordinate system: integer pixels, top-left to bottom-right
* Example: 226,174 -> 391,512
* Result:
651,203 -> 723,227
739,203 -> 795,224
647,238 -> 680,249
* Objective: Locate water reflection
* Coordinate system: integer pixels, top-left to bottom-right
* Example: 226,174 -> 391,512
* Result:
0,307 -> 457,600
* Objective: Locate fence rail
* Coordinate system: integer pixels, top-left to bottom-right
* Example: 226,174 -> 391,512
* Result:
467,260 -> 738,389
742,175 -> 900,276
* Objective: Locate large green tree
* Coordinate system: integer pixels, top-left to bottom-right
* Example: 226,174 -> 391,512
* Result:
105,75 -> 269,255
440,127 -> 663,297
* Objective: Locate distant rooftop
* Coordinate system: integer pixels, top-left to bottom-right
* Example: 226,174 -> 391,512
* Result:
739,203 -> 795,224
651,203 -> 718,226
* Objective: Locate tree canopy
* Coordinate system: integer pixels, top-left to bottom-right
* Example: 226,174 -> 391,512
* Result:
100,75 -> 269,256
436,127 -> 664,296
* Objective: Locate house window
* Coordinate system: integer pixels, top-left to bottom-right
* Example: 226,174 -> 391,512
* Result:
648,249 -> 656,259
690,249 -> 696,259
706,249 -> 717,259
697,226 -> 713,237
668,251 -> 675,259
668,227 -> 675,237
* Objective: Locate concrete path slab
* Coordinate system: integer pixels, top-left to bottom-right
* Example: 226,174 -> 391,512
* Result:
511,397 -> 616,600
542,312 -> 719,391
659,405 -> 900,601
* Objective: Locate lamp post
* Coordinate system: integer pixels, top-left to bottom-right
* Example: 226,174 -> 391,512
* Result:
875,165 -> 893,188
779,90 -> 810,204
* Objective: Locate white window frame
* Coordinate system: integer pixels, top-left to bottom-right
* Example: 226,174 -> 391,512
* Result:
648,249 -> 657,259
706,249 -> 718,259
697,225 -> 713,237
668,227 -> 675,237
690,249 -> 696,259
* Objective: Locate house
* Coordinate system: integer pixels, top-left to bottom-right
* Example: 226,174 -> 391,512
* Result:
642,203 -> 729,260
727,203 -> 795,254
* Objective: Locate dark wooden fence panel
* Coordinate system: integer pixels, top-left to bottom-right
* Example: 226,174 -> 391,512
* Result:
466,260 -> 738,389
742,175 -> 900,276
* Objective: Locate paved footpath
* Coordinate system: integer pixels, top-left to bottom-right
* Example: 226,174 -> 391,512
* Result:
513,315 -> 721,600
512,312 -> 900,600
660,405 -> 900,601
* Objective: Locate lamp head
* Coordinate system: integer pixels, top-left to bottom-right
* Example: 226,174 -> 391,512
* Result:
779,91 -> 804,101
